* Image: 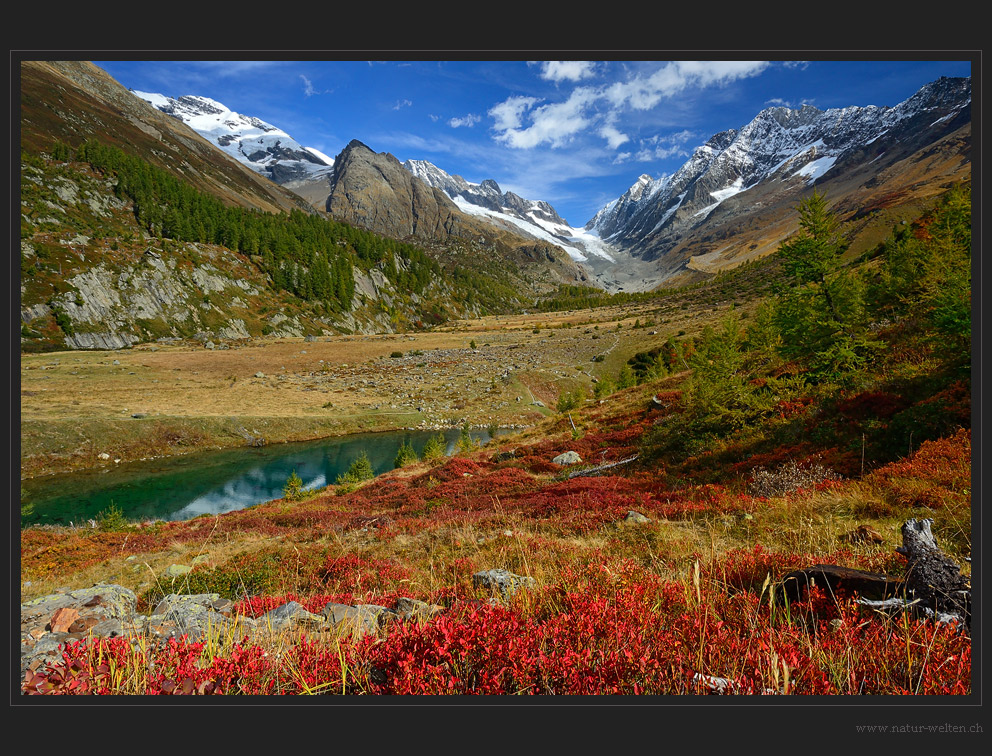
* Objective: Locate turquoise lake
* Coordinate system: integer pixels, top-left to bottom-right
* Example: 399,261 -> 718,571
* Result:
21,428 -> 495,526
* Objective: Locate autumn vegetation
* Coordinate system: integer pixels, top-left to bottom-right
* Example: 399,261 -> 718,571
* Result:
21,183 -> 972,696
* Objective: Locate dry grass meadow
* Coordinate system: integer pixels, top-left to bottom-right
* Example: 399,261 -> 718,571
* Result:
20,294 -> 741,478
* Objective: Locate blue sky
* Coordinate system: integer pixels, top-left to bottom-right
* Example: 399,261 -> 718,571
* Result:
92,58 -> 973,227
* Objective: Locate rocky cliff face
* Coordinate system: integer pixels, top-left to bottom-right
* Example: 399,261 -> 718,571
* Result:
18,153 -> 463,351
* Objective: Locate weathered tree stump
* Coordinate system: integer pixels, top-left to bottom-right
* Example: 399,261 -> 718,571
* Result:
777,519 -> 970,628
896,518 -> 970,623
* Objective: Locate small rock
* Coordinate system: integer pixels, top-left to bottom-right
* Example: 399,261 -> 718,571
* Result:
255,372 -> 265,378
552,451 -> 582,465
472,569 -> 535,601
97,452 -> 110,460
29,633 -> 70,658
260,601 -> 325,630
392,597 -> 443,623
623,510 -> 650,525
90,617 -> 124,638
323,603 -> 377,636
49,608 -> 79,633
152,593 -> 220,617
162,564 -> 192,578
843,525 -> 884,545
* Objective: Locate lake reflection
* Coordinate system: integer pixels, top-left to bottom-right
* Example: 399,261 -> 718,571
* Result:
21,428 -> 492,526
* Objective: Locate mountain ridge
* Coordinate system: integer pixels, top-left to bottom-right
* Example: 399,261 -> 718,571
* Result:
585,75 -> 971,283
129,72 -> 970,293
132,90 -> 336,185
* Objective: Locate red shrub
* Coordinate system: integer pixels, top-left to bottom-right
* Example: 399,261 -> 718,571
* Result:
836,390 -> 907,421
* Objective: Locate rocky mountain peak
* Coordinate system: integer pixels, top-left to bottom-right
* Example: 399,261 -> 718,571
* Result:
583,75 -> 970,282
134,89 -> 333,186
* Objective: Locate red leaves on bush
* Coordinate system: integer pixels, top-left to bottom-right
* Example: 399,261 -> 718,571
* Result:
865,428 -> 971,509
26,554 -> 971,696
775,396 -> 814,420
836,390 -> 907,421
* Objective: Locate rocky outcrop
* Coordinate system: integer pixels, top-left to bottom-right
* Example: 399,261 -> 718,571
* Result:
326,140 -> 465,240
19,582 -> 446,686
25,247 -> 271,349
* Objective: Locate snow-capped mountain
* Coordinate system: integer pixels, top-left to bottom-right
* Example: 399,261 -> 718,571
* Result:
403,159 -> 616,266
133,91 -> 335,185
130,75 -> 970,294
586,76 -> 971,279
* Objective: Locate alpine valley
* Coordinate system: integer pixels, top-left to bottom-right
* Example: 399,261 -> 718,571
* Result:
19,60 -> 974,702
20,61 -> 970,353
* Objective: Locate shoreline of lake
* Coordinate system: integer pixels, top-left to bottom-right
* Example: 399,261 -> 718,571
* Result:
21,426 -> 511,527
21,417 -> 530,482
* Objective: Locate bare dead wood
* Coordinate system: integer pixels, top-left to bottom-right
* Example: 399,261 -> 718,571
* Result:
896,518 -> 970,622
567,454 -> 639,479
779,565 -> 903,604
777,518 -> 970,628
236,425 -> 266,447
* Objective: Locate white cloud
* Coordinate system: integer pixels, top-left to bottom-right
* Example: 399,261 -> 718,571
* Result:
184,61 -> 290,77
598,123 -> 629,149
300,75 -> 317,97
393,99 -> 413,110
765,96 -> 816,109
490,61 -> 770,151
635,129 -> 695,160
489,95 -> 541,132
605,61 -> 770,111
536,61 -> 597,83
491,86 -> 597,149
449,113 -> 481,128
